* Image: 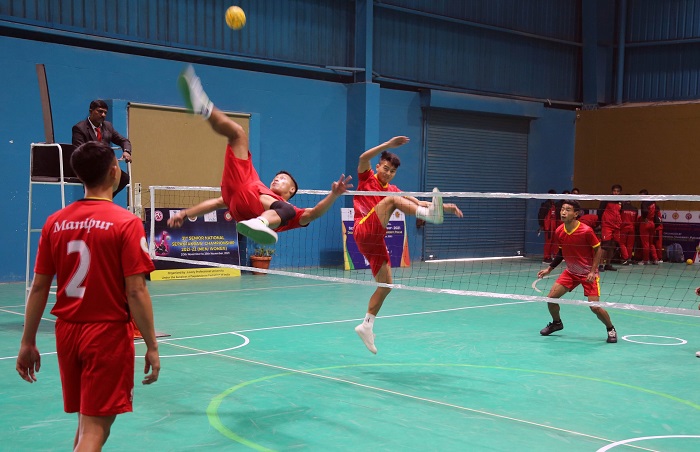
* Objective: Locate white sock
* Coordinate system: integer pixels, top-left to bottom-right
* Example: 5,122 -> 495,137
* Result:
257,216 -> 270,227
415,206 -> 430,221
363,313 -> 376,329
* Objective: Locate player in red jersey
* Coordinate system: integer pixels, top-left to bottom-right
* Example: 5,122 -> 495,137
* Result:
536,200 -> 617,343
353,136 -> 463,354
619,199 -> 638,265
597,184 -> 623,271
171,65 -> 352,244
638,189 -> 659,265
17,141 -> 160,450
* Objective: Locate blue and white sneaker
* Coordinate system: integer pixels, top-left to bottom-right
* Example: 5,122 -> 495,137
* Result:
178,65 -> 213,119
236,218 -> 278,245
426,187 -> 444,224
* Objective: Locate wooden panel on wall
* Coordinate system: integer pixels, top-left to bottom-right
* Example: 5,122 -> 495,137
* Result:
127,103 -> 250,206
574,103 -> 700,203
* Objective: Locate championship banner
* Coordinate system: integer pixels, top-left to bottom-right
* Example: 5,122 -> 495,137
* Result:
658,210 -> 700,262
342,207 -> 410,271
146,208 -> 241,280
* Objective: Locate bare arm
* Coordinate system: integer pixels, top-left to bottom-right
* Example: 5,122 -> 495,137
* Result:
587,246 -> 604,281
357,136 -> 409,174
167,196 -> 227,228
17,273 -> 53,383
299,174 -> 353,225
125,274 -> 160,385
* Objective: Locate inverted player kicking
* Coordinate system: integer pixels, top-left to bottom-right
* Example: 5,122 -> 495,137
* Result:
537,200 -> 617,343
172,65 -> 352,242
353,136 -> 463,354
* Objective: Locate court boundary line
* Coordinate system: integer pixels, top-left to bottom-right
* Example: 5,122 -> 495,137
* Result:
164,341 -> 658,452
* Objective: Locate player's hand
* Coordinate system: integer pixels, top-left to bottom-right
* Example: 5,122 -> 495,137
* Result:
331,174 -> 353,195
386,136 -> 409,148
445,203 -> 463,218
167,211 -> 186,228
122,151 -> 132,163
537,268 -> 551,279
695,286 -> 700,297
16,344 -> 41,383
142,348 -> 160,385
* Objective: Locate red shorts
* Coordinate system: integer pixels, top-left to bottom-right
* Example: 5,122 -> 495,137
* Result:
354,210 -> 390,276
556,269 -> 600,297
600,225 -> 620,243
55,319 -> 135,416
220,148 -> 267,222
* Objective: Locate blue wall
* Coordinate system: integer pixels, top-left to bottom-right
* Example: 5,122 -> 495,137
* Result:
0,35 -> 573,282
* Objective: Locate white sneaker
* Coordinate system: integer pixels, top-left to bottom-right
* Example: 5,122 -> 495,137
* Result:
236,219 -> 278,245
355,323 -> 377,354
426,187 -> 444,224
696,351 -> 700,358
178,65 -> 213,118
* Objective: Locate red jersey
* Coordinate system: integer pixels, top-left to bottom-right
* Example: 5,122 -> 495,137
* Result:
353,169 -> 401,222
553,221 -> 601,277
600,201 -> 622,228
34,199 -> 155,323
220,146 -> 305,231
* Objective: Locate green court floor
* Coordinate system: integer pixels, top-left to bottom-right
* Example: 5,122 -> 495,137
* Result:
2,268 -> 700,451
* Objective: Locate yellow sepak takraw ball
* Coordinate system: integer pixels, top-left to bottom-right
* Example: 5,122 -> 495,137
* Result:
687,258 -> 694,265
225,6 -> 246,30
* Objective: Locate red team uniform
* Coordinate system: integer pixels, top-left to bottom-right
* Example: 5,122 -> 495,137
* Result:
553,221 -> 601,297
353,169 -> 401,275
34,199 -> 155,416
221,145 -> 305,231
599,200 -> 622,243
619,203 -> 637,261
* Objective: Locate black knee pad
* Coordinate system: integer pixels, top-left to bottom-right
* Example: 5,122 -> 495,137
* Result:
271,201 -> 295,226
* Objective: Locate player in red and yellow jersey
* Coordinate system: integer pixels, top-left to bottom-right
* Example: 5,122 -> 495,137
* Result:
536,200 -> 617,343
17,142 -> 160,450
353,136 -> 463,354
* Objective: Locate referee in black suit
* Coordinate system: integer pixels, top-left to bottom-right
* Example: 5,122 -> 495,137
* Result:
72,99 -> 132,196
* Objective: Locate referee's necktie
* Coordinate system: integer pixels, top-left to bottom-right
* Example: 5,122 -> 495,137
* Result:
96,127 -> 102,141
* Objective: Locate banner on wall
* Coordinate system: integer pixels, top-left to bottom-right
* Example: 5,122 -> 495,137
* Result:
341,208 -> 410,271
659,210 -> 700,261
146,208 -> 241,280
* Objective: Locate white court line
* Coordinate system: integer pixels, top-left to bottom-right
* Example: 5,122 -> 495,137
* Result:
166,341 -> 656,452
0,299 -> 532,360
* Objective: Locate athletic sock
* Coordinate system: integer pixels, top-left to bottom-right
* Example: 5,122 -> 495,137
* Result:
415,206 -> 430,220
607,325 -> 615,331
363,313 -> 376,328
257,217 -> 270,227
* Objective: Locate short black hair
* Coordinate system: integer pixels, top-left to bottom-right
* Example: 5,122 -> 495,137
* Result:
639,188 -> 649,195
379,150 -> 401,168
276,170 -> 298,199
612,184 -> 622,191
71,141 -> 115,188
562,199 -> 582,213
89,99 -> 108,111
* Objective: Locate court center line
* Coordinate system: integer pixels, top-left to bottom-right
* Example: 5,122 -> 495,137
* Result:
163,341 -> 656,452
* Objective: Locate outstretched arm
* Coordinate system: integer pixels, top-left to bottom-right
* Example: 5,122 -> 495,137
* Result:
167,196 -> 227,228
357,136 -> 409,174
299,174 -> 353,226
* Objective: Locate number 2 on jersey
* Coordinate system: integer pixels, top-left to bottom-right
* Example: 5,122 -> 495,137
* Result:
66,240 -> 90,298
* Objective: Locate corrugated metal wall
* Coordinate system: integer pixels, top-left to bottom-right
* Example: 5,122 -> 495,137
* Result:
8,0 -> 700,104
625,0 -> 700,101
373,4 -> 580,101
0,0 -> 354,68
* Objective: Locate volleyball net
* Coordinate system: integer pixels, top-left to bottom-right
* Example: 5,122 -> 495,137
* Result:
146,186 -> 700,316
